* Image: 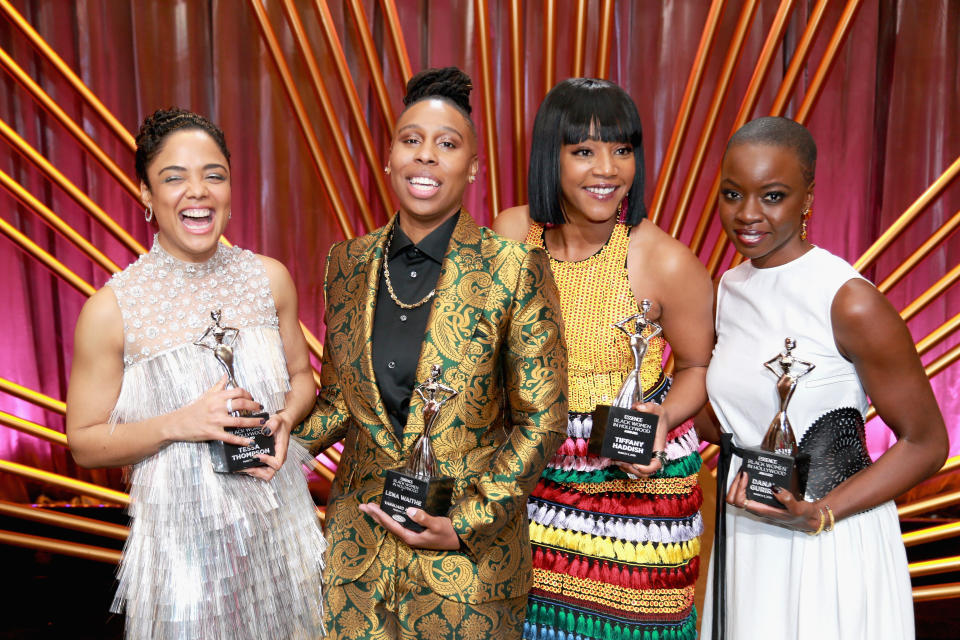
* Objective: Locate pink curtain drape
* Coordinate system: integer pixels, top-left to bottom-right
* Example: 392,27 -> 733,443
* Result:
1,0 -> 957,500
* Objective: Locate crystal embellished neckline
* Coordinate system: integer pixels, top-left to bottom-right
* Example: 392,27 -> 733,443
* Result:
149,235 -> 229,277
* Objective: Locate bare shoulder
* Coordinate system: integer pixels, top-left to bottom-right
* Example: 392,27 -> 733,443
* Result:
75,286 -> 124,350
491,205 -> 532,241
630,219 -> 709,282
831,278 -> 902,354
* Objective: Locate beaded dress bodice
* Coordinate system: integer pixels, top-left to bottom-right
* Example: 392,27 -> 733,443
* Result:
525,222 -> 664,413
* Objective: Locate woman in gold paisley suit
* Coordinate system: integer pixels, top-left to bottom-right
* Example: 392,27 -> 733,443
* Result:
293,67 -> 568,639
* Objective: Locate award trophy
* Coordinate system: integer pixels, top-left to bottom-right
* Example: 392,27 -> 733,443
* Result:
739,338 -> 813,508
588,300 -> 660,465
194,310 -> 273,473
380,365 -> 456,532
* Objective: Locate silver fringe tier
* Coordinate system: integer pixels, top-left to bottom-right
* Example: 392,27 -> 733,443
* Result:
109,327 -> 325,639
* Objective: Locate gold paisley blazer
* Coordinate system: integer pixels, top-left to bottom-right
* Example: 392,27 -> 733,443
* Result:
295,211 -> 568,604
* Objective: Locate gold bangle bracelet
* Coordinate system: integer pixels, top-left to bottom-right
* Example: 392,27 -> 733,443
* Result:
823,504 -> 835,532
806,508 -> 826,536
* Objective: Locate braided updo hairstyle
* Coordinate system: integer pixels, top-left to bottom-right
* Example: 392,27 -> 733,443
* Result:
401,67 -> 474,129
135,108 -> 230,188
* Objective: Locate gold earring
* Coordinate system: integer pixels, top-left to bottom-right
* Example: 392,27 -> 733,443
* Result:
468,174 -> 476,184
384,166 -> 391,175
800,208 -> 810,241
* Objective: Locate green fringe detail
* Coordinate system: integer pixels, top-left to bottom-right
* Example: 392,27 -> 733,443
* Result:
543,451 -> 702,484
527,602 -> 698,640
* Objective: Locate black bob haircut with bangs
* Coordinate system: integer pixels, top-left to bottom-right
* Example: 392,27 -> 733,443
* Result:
528,78 -> 647,225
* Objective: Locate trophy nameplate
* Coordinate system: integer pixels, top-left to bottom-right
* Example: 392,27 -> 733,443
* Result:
381,365 -> 457,532
741,338 -> 813,508
588,300 -> 660,465
195,310 -> 274,473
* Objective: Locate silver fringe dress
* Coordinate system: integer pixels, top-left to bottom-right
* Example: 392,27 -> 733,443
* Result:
107,239 -> 325,639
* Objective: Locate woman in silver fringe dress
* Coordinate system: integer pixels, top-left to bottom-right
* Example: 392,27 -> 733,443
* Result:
66,108 -> 325,639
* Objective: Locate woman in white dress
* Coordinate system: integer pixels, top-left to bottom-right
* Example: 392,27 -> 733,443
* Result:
66,108 -> 325,639
698,116 -> 947,640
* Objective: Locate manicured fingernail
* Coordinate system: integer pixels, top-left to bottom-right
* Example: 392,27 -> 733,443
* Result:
247,438 -> 256,446
259,418 -> 266,425
261,426 -> 272,436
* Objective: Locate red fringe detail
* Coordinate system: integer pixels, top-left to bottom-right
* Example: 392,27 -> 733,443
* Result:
666,418 -> 695,441
531,480 -> 704,518
533,547 -> 700,590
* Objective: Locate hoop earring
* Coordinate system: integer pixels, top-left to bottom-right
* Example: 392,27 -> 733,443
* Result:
144,205 -> 153,223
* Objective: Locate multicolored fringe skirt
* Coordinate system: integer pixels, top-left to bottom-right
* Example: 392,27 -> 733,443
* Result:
525,388 -> 703,640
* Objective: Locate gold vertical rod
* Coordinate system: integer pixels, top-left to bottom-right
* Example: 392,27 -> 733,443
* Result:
913,583 -> 960,602
572,0 -> 588,78
910,556 -> 960,578
794,0 -> 866,123
0,378 -> 66,414
916,313 -> 960,358
900,261 -> 960,322
247,0 -> 355,240
543,0 -> 557,94
0,411 -> 68,447
0,529 -> 122,564
474,0 -> 501,220
687,0 -> 799,254
769,0 -> 831,115
0,500 -> 129,540
279,0 -> 376,232
898,488 -> 960,518
0,216 -> 97,297
878,208 -> 960,293
379,0 -> 413,82
648,0 -> 726,225
855,156 -> 960,273
595,0 -> 615,80
0,0 -> 136,152
903,521 -> 960,548
0,169 -> 120,273
0,48 -> 140,201
0,459 -> 130,505
666,0 -> 760,239
343,0 -> 397,131
509,0 -> 526,205
0,119 -> 146,255
706,0 -> 848,276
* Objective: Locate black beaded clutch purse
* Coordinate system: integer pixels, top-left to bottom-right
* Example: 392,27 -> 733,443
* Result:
797,407 -> 873,500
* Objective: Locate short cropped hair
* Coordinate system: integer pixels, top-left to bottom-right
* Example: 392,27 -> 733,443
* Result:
528,78 -> 647,225
135,108 -> 230,188
401,66 -> 475,131
726,116 -> 817,184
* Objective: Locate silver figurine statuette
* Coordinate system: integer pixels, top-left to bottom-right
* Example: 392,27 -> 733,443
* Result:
195,309 -> 273,473
380,364 -> 457,532
740,337 -> 815,508
588,299 -> 661,465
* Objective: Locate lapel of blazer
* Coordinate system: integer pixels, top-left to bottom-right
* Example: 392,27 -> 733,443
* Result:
347,216 -> 403,458
403,211 -> 493,450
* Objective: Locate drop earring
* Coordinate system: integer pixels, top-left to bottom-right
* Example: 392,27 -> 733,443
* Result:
144,205 -> 153,223
384,166 -> 391,175
800,207 -> 810,241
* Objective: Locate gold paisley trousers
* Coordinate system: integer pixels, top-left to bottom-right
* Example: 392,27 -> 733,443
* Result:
295,212 -> 569,639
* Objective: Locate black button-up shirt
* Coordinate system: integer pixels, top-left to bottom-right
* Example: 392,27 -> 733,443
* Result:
371,212 -> 459,439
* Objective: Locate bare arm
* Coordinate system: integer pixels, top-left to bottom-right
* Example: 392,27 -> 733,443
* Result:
66,288 -> 262,468
730,278 -> 948,529
250,256 -> 318,478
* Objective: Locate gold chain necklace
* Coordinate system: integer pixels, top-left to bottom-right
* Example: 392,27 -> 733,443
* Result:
382,229 -> 436,310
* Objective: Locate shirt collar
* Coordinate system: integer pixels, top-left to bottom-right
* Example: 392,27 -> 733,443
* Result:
389,211 -> 460,263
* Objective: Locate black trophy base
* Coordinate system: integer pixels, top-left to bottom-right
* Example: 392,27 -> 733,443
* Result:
208,412 -> 274,473
381,469 -> 454,532
588,405 -> 658,465
739,446 -> 809,509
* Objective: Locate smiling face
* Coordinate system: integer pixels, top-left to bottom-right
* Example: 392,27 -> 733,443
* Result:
718,142 -> 814,269
558,137 -> 635,224
387,98 -> 478,228
141,129 -> 231,263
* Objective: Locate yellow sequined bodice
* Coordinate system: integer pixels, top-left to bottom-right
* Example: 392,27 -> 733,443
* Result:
526,222 -> 665,413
